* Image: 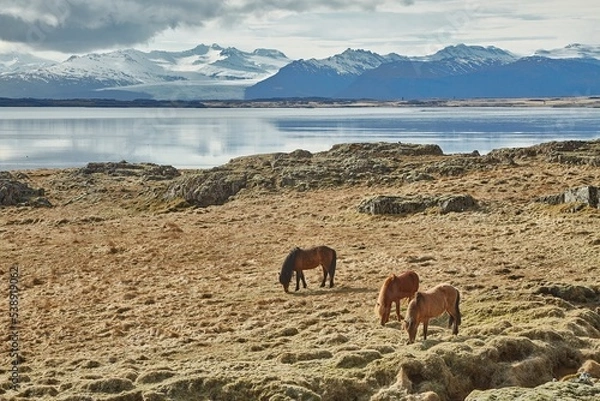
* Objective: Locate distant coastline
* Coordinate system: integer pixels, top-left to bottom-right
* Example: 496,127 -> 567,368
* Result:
1,96 -> 599,109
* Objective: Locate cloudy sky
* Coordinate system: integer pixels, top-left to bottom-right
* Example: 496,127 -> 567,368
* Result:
0,0 -> 598,61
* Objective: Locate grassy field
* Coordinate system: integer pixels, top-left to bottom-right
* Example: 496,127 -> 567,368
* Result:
2,141 -> 600,400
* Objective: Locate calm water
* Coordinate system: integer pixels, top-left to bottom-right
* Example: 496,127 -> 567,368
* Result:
1,107 -> 600,171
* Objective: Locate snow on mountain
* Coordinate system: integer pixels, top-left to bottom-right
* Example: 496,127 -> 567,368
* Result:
423,44 -> 518,63
2,43 -> 600,101
0,44 -> 290,100
533,43 -> 600,59
297,48 -> 406,75
245,48 -> 407,99
246,44 -> 519,99
45,49 -> 171,85
416,44 -> 518,75
143,44 -> 289,79
0,52 -> 56,73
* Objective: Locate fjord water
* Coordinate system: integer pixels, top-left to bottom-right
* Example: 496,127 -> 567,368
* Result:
1,106 -> 600,171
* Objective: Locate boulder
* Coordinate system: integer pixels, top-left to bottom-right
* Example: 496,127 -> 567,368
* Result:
439,194 -> 478,214
165,170 -> 247,207
0,173 -> 51,207
357,195 -> 432,215
564,186 -> 599,208
358,194 -> 477,215
536,186 -> 600,208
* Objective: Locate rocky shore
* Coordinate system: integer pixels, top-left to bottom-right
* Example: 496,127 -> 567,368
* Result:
2,140 -> 600,400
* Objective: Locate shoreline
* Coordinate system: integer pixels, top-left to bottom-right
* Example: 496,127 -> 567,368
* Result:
0,95 -> 600,108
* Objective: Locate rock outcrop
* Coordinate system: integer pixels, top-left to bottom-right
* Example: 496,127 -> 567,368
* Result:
164,142 -> 478,207
78,161 -> 180,181
164,170 -> 247,208
0,172 -> 51,207
537,185 -> 600,209
357,194 -> 477,215
164,140 -> 600,208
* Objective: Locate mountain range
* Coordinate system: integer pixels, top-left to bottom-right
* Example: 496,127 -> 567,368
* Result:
0,44 -> 289,100
1,43 -> 600,101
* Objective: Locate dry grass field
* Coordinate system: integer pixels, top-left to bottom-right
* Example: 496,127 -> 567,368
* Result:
2,140 -> 600,401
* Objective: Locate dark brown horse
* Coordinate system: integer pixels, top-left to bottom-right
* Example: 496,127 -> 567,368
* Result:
375,270 -> 419,325
278,246 -> 337,293
404,283 -> 461,344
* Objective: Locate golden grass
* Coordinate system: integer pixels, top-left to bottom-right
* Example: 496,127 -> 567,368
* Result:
2,155 -> 600,400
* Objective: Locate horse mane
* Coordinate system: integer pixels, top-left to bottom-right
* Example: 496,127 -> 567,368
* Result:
414,292 -> 424,304
279,247 -> 300,285
377,274 -> 396,305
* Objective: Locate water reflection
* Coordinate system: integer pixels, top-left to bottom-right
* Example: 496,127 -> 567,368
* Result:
1,107 -> 599,171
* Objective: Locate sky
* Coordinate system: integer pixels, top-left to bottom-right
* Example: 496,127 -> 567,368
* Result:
0,0 -> 598,61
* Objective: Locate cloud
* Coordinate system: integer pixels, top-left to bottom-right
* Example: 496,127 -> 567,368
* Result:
0,0 -> 227,52
0,0 -> 408,53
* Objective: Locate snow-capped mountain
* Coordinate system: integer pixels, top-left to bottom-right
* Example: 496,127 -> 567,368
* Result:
1,43 -> 599,101
0,52 -> 56,73
534,43 -> 600,59
424,44 -> 517,63
0,44 -> 290,100
246,44 -> 520,99
245,49 -> 405,99
298,48 -> 407,75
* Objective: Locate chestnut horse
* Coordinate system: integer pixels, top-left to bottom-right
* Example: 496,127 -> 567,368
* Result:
278,246 -> 337,293
404,283 -> 461,344
375,270 -> 419,325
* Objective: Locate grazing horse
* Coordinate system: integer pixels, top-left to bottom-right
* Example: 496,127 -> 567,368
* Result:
375,271 -> 420,325
404,283 -> 461,344
278,246 -> 337,293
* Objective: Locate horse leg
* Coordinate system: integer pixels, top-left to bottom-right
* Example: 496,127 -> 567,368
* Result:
320,266 -> 327,287
295,271 -> 301,291
300,270 -> 307,289
395,300 -> 403,321
449,310 -> 459,335
328,255 -> 336,288
422,320 -> 429,340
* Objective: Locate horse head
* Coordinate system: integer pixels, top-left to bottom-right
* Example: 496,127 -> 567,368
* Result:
404,293 -> 423,343
376,301 -> 391,326
404,317 -> 418,344
279,247 -> 299,293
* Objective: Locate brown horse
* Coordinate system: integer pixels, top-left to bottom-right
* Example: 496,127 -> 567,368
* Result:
375,271 -> 419,325
404,283 -> 461,344
278,246 -> 337,293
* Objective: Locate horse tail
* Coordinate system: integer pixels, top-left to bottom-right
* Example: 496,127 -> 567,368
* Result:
454,289 -> 462,326
279,247 -> 298,285
329,248 -> 337,277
